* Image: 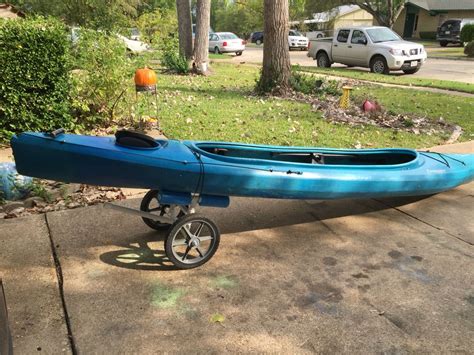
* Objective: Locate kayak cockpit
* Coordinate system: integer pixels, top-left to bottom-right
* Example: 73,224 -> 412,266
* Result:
193,143 -> 418,166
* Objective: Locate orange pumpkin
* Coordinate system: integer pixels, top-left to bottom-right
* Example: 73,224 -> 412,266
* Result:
134,67 -> 157,89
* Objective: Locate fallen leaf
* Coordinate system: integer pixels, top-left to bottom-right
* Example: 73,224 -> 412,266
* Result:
210,313 -> 225,323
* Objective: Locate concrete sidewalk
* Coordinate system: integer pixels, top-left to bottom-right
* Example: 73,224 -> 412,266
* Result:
0,142 -> 472,353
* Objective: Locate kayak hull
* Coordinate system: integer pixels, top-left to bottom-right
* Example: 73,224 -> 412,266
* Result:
11,132 -> 474,200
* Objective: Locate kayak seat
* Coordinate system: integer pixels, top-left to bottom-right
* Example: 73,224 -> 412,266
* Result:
115,130 -> 159,149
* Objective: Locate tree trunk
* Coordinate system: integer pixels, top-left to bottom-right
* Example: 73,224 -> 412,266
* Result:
193,0 -> 211,74
176,0 -> 193,59
256,0 -> 291,95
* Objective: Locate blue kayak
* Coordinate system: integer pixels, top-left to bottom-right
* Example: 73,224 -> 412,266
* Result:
11,131 -> 474,200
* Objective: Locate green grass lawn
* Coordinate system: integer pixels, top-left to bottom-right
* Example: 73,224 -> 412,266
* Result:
297,66 -> 474,94
149,63 -> 473,149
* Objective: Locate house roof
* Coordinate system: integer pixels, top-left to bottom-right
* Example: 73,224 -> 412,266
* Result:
311,5 -> 361,23
407,0 -> 474,11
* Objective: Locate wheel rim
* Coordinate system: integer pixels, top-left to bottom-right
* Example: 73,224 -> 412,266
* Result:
373,60 -> 385,73
318,55 -> 327,67
169,219 -> 218,265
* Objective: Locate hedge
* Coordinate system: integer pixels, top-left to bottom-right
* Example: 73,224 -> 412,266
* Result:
460,24 -> 474,43
464,41 -> 474,57
0,17 -> 74,140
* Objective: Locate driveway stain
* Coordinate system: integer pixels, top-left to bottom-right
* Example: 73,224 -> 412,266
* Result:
388,250 -> 403,259
352,272 -> 369,279
323,257 -> 338,266
151,282 -> 185,309
466,295 -> 474,305
296,282 -> 343,315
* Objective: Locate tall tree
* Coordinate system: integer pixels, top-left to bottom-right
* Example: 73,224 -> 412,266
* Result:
347,0 -> 405,28
176,0 -> 193,59
193,0 -> 211,74
256,0 -> 291,95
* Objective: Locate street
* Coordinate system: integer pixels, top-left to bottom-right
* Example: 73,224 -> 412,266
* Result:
229,46 -> 474,84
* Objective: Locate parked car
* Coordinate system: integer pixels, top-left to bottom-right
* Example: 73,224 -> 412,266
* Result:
70,27 -> 149,54
289,30 -> 309,50
250,31 -> 264,45
306,31 -> 326,39
437,18 -> 474,47
116,34 -> 149,53
209,32 -> 245,56
307,26 -> 427,74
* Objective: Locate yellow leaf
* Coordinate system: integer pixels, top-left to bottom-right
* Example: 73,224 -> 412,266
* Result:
210,313 -> 225,323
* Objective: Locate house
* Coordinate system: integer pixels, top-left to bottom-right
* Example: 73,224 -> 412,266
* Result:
0,3 -> 24,19
393,0 -> 474,39
290,5 -> 374,38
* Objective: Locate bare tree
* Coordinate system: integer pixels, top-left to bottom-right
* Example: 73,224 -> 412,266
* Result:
256,0 -> 291,95
176,0 -> 193,59
193,0 -> 211,74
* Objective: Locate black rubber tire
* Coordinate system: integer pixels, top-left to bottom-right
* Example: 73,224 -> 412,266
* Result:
214,46 -> 220,54
165,214 -> 220,269
440,41 -> 448,47
317,34 -> 323,38
140,190 -> 183,231
403,67 -> 420,74
316,52 -> 331,68
256,39 -> 262,45
235,51 -> 242,56
370,55 -> 389,74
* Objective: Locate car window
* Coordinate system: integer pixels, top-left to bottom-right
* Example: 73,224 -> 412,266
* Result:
366,27 -> 400,43
289,30 -> 302,36
351,30 -> 367,44
337,30 -> 350,43
219,33 -> 238,39
440,20 -> 461,31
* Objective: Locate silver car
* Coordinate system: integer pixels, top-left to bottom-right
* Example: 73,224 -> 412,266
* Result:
209,32 -> 245,56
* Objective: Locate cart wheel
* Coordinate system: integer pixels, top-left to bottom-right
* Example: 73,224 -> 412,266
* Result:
165,214 -> 220,269
140,190 -> 184,230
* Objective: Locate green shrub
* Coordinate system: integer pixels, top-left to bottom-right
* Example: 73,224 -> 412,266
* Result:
460,24 -> 474,43
290,65 -> 340,96
419,32 -> 436,40
464,41 -> 474,57
70,29 -> 135,127
160,38 -> 189,74
0,17 -> 74,141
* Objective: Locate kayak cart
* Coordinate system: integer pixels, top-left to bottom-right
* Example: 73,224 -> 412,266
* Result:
104,190 -> 225,269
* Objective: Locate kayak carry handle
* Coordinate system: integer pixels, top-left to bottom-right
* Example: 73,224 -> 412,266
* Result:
49,128 -> 65,138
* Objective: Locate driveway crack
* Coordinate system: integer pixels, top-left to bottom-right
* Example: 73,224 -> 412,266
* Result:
44,213 -> 77,355
373,199 -> 473,246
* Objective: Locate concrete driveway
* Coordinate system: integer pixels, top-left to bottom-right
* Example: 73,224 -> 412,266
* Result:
232,46 -> 474,84
0,142 -> 473,354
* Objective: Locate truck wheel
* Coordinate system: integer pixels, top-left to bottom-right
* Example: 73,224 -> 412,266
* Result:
256,39 -> 262,45
316,52 -> 331,68
403,67 -> 420,74
370,56 -> 389,74
440,41 -> 448,47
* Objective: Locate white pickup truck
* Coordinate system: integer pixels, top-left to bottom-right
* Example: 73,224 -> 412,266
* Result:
307,26 -> 427,74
